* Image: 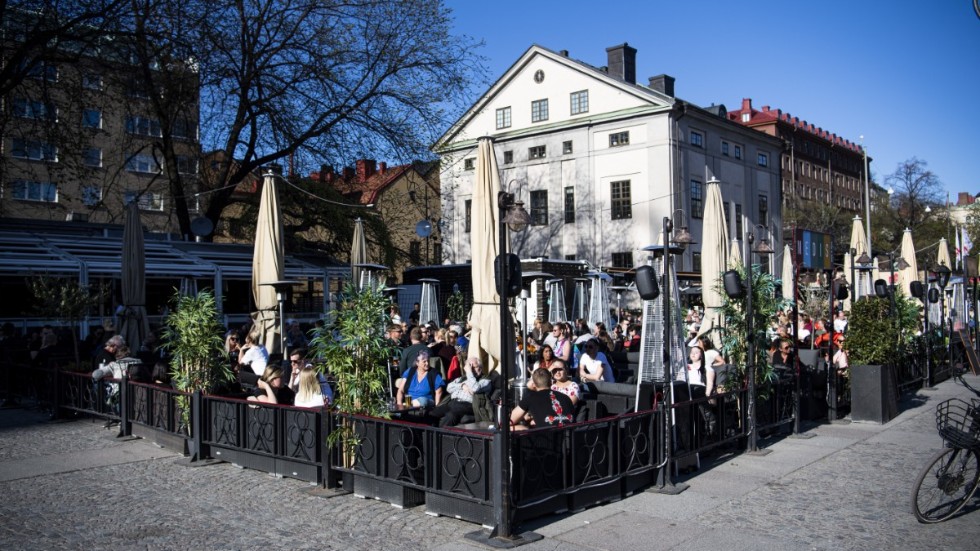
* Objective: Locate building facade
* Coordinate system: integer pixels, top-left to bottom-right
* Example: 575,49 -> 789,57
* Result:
0,27 -> 200,233
727,98 -> 868,216
435,43 -> 783,282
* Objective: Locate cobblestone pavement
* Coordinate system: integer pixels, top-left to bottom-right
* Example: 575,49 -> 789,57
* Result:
2,376 -> 980,550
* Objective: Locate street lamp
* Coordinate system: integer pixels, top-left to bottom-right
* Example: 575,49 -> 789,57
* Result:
493,190 -> 531,543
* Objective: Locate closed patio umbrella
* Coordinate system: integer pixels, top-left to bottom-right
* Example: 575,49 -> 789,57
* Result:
120,200 -> 149,351
898,228 -> 918,298
849,216 -> 869,300
938,237 -> 952,269
728,238 -> 742,270
251,172 -> 284,356
351,218 -> 368,289
781,244 -> 795,301
698,179 -> 729,341
468,138 -> 502,373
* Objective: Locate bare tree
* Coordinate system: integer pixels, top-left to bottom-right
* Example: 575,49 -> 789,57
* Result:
885,158 -> 944,232
127,0 -> 483,239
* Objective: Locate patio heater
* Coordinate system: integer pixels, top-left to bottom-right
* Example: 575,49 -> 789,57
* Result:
609,285 -> 628,326
354,263 -> 388,291
586,271 -> 613,331
418,278 -> 440,328
936,262 -> 951,369
259,280 -> 300,364
571,278 -> 589,322
546,279 -> 567,324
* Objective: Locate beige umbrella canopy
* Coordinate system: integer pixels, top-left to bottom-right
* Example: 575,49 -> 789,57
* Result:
898,228 -> 919,298
351,218 -> 368,289
251,172 -> 284,356
120,200 -> 149,351
468,138 -> 503,373
728,238 -> 743,270
698,179 -> 729,340
848,216 -> 869,299
938,237 -> 952,269
781,244 -> 795,301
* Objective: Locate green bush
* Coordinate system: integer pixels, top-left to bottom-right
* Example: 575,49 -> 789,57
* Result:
844,294 -> 919,365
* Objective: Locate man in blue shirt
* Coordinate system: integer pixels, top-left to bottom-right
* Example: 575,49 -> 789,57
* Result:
396,349 -> 444,407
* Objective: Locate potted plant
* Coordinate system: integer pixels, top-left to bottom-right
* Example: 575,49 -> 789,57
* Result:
446,286 -> 467,325
844,294 -> 918,423
161,289 -> 231,441
29,276 -> 107,370
309,281 -> 403,499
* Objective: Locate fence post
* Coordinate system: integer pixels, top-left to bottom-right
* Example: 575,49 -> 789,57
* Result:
190,390 -> 206,462
321,408 -> 340,489
118,373 -> 130,438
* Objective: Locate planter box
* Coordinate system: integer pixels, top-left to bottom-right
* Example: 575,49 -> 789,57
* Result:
850,364 -> 898,424
351,473 -> 424,508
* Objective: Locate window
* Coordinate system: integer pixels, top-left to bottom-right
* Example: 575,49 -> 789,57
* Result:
734,145 -> 742,159
176,156 -> 198,175
12,99 -> 56,121
25,62 -> 58,82
690,180 -> 703,218
531,99 -> 549,122
463,158 -> 475,170
758,152 -> 769,167
759,194 -> 768,226
570,90 -> 589,115
741,113 -> 750,123
172,119 -> 194,140
610,180 -> 632,220
611,252 -> 633,269
125,191 -> 164,211
721,141 -> 729,156
82,186 -> 102,206
464,200 -> 471,233
82,108 -> 102,129
127,78 -> 150,99
529,190 -> 548,226
83,148 -> 102,168
735,204 -> 743,238
503,150 -> 513,164
11,139 -> 57,162
609,131 -> 630,147
692,252 -> 702,273
125,116 -> 162,137
564,186 -> 575,223
83,73 -> 103,90
565,254 -> 577,261
125,153 -> 161,174
690,130 -> 703,148
409,241 -> 421,265
9,180 -> 57,202
496,107 -> 511,130
528,145 -> 546,159
562,140 -> 573,154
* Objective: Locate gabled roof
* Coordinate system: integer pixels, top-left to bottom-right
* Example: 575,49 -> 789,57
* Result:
434,44 -> 675,150
311,160 -> 438,206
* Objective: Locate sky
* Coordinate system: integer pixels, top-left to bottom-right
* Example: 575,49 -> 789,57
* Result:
445,0 -> 980,202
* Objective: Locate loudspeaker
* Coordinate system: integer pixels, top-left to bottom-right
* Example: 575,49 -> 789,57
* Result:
834,281 -> 849,300
874,279 -> 888,297
723,269 -> 745,298
494,253 -> 522,298
928,288 -> 940,303
634,265 -> 660,300
910,281 -> 924,299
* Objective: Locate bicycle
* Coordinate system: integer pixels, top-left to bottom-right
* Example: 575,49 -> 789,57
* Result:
910,369 -> 980,523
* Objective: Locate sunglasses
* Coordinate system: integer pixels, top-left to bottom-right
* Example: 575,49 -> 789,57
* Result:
550,368 -> 564,374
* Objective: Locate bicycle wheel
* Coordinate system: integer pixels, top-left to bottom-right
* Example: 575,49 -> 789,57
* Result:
911,447 -> 980,523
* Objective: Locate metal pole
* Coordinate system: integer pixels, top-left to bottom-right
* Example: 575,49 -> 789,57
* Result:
493,191 -> 513,540
862,141 -> 871,252
850,248 -> 857,303
746,232 -> 758,453
923,263 -> 931,388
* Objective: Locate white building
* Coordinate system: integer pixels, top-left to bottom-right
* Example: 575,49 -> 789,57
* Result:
435,43 -> 783,284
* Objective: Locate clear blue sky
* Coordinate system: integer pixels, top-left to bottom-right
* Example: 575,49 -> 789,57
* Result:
446,0 -> 980,201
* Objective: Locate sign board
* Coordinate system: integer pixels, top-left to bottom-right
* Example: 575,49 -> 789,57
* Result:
957,329 -> 979,376
794,229 -> 832,270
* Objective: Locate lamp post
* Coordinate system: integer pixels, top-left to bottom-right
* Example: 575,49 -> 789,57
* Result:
850,248 -> 857,303
745,225 -> 774,454
493,190 -> 531,543
856,252 -> 873,304
936,262 -> 952,374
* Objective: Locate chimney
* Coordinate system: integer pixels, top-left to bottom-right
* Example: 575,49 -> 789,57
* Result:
741,98 -> 752,111
559,49 -> 569,57
647,74 -> 675,97
960,192 -> 972,206
342,166 -> 355,181
761,105 -> 770,112
605,43 -> 637,84
378,162 -> 387,174
356,159 -> 377,182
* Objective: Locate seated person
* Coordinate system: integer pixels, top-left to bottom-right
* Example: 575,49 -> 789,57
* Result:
395,350 -> 444,408
430,356 -> 491,427
577,339 -> 615,383
238,333 -> 269,377
548,360 -> 579,405
92,345 -> 142,396
287,349 -> 333,405
772,338 -> 796,371
247,366 -> 294,405
292,366 -> 327,408
509,368 -> 575,430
